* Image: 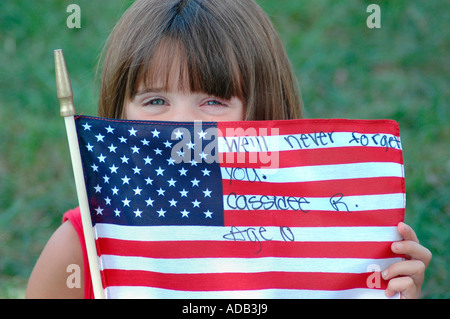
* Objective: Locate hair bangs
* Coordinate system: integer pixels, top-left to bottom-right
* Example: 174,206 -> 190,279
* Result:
134,23 -> 244,102
136,39 -> 191,94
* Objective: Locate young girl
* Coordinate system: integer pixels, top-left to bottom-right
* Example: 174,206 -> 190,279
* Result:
26,0 -> 431,299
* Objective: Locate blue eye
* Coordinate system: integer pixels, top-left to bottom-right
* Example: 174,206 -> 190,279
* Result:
144,98 -> 166,106
205,100 -> 224,106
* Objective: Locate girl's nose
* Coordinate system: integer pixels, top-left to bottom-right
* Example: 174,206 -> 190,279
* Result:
168,102 -> 200,122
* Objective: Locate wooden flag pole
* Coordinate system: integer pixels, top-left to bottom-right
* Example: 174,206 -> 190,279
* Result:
54,49 -> 105,299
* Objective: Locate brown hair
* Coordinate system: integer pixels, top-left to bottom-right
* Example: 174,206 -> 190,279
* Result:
98,0 -> 303,120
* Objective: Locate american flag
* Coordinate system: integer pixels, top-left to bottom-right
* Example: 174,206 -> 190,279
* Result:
75,116 -> 405,298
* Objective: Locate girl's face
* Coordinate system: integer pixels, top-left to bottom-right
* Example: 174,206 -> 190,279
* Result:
125,88 -> 245,122
124,52 -> 244,122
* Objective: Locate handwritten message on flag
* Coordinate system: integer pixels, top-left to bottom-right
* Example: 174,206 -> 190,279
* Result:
75,116 -> 405,298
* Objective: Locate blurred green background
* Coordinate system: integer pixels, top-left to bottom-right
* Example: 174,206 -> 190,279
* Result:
0,0 -> 448,298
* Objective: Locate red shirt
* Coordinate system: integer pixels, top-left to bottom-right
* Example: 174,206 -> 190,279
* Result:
63,207 -> 95,299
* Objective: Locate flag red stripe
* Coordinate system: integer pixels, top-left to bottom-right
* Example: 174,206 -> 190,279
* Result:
97,238 -> 398,259
101,269 -> 388,291
222,177 -> 405,198
219,147 -> 404,168
217,119 -> 400,136
223,209 -> 404,227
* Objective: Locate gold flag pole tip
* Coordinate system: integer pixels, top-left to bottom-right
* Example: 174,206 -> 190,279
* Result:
54,49 -> 76,117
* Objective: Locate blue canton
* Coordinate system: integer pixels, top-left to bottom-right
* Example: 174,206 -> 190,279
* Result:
76,116 -> 224,226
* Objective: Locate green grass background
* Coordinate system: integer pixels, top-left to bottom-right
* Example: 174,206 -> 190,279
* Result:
0,0 -> 448,298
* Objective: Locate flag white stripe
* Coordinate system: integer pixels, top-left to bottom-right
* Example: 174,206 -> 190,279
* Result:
218,132 -> 401,153
221,162 -> 404,183
223,193 -> 405,212
99,255 -> 403,274
104,286 -> 399,299
95,224 -> 402,242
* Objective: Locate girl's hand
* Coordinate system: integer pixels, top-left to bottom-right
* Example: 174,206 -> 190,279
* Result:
382,222 -> 432,299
